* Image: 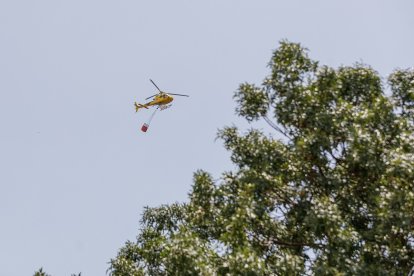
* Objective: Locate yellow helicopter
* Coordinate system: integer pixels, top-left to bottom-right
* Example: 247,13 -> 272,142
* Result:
134,79 -> 189,112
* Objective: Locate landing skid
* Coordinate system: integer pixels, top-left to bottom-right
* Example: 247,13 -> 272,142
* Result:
159,104 -> 172,111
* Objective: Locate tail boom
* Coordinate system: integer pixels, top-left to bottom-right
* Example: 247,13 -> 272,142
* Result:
134,102 -> 149,112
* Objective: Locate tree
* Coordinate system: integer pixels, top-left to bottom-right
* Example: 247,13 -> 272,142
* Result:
109,41 -> 414,275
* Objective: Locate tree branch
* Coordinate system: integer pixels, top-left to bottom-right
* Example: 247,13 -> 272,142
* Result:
263,115 -> 292,140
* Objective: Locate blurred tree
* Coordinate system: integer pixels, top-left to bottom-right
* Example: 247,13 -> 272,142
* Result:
109,41 -> 414,275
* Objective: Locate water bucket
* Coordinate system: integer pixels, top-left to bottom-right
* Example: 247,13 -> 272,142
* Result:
141,123 -> 149,132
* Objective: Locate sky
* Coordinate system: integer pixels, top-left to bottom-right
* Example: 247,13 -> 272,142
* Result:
0,0 -> 413,275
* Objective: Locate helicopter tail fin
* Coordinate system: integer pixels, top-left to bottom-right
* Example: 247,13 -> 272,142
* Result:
134,102 -> 148,112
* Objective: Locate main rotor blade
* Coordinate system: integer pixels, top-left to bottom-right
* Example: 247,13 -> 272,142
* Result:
145,94 -> 158,100
168,93 -> 189,97
149,79 -> 162,92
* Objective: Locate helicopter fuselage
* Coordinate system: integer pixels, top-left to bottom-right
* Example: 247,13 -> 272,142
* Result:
148,93 -> 174,106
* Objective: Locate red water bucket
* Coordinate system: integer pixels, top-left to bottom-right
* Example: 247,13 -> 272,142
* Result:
141,123 -> 149,132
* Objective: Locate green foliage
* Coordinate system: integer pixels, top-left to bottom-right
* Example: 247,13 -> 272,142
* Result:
34,268 -> 50,276
389,69 -> 414,119
33,268 -> 81,276
110,41 -> 414,275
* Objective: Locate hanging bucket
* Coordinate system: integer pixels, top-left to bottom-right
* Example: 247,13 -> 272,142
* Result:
141,123 -> 149,132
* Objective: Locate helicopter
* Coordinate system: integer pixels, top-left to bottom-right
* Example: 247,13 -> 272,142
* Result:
135,79 -> 189,132
134,79 -> 189,112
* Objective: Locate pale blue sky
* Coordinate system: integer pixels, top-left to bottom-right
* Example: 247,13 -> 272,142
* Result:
0,1 -> 413,275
